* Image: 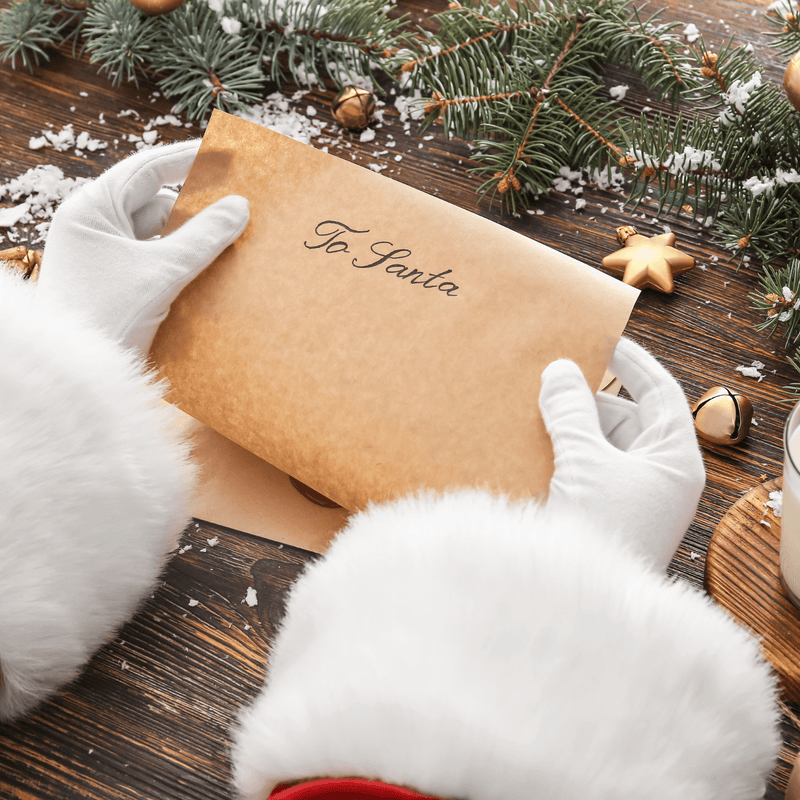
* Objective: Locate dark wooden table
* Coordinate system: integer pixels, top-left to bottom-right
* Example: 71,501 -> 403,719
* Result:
2,0 -> 800,797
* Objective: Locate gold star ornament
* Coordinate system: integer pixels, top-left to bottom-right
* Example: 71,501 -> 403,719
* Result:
601,225 -> 695,293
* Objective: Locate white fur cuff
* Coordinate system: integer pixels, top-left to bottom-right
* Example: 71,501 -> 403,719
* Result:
0,268 -> 196,719
232,491 -> 779,800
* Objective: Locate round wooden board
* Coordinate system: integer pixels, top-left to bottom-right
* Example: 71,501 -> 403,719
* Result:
705,477 -> 800,703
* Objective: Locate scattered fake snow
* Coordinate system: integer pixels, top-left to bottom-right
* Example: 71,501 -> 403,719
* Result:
235,90 -> 327,145
1,92 -> 334,241
609,84 -> 629,101
765,490 -> 783,518
735,361 -> 766,381
683,23 -> 700,42
244,587 -> 258,607
0,165 -> 91,241
0,203 -> 30,227
29,123 -> 108,155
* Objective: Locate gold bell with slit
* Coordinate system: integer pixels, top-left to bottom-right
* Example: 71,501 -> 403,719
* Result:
691,386 -> 753,446
331,86 -> 376,131
126,0 -> 186,15
785,50 -> 800,111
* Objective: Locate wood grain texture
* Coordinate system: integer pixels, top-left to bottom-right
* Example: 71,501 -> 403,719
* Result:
705,478 -> 800,702
2,0 -> 800,797
0,523 -> 316,800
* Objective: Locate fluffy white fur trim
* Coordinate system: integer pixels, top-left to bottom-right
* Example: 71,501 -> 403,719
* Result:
232,490 -> 779,800
0,268 -> 196,720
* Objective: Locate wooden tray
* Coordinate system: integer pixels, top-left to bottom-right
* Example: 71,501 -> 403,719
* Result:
705,477 -> 800,703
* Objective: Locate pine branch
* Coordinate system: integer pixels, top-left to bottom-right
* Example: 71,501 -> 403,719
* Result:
0,0 -> 413,120
0,0 -> 72,69
151,0 -> 265,119
753,260 -> 800,347
763,0 -> 800,59
7,0 -> 800,387
83,0 -> 159,86
752,260 -> 800,397
590,4 -> 699,105
230,0 -> 411,89
399,0 -> 694,207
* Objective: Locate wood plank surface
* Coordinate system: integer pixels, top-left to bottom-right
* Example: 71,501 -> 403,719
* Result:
3,0 -> 800,797
705,478 -> 800,701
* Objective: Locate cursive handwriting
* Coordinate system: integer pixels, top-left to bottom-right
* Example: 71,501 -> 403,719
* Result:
304,220 -> 460,297
303,220 -> 370,254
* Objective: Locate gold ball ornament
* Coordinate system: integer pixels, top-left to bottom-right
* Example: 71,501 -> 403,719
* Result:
127,0 -> 186,15
601,225 -> 695,293
331,86 -> 376,132
691,386 -> 753,446
785,50 -> 800,110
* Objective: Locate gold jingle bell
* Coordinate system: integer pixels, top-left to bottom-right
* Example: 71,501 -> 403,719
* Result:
127,0 -> 186,15
691,386 -> 753,446
331,86 -> 376,131
786,50 -> 800,111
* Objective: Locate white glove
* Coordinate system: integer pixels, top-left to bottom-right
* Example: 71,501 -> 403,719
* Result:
37,139 -> 250,356
539,336 -> 705,570
596,389 -> 643,450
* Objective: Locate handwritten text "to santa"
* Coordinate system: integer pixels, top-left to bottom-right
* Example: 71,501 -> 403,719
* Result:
303,220 -> 460,297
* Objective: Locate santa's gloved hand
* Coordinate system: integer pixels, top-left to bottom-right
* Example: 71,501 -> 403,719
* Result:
37,139 -> 249,356
539,336 -> 705,570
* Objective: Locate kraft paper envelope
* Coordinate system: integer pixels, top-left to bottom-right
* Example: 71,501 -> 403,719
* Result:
151,110 -> 639,552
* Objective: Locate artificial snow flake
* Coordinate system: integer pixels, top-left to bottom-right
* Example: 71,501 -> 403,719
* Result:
742,168 -> 800,196
743,176 -> 775,196
220,16 -> 241,35
609,84 -> 629,101
0,204 -> 30,227
719,72 -> 762,124
244,587 -> 258,607
683,23 -> 700,42
765,490 -> 783,517
735,361 -> 766,381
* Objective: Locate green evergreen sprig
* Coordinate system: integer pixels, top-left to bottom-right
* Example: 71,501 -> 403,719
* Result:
226,0 -> 409,87
0,0 -> 76,69
763,0 -> 800,60
397,0 -> 695,211
8,0 -> 800,391
0,0 -> 413,119
753,260 -> 800,348
83,0 -> 159,85
151,0 -> 265,118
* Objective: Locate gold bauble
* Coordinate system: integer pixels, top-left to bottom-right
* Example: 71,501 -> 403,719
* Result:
331,86 -> 376,131
127,0 -> 186,15
785,50 -> 800,111
691,386 -> 753,446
